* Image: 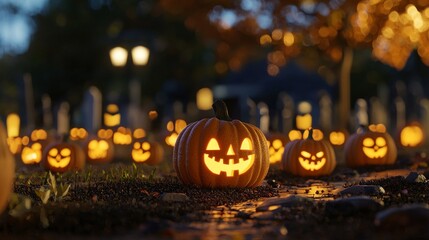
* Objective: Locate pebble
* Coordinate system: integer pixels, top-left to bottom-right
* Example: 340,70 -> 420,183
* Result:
256,195 -> 313,212
375,204 -> 429,231
325,196 -> 384,216
339,185 -> 385,196
160,193 -> 190,202
405,172 -> 426,183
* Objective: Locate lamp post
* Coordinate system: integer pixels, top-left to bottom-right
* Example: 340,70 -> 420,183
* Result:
109,45 -> 150,129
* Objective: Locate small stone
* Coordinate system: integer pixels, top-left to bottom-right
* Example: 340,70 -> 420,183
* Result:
251,211 -> 275,220
375,204 -> 429,233
160,193 -> 189,202
325,196 -> 384,216
256,195 -> 313,212
339,185 -> 385,196
405,172 -> 426,183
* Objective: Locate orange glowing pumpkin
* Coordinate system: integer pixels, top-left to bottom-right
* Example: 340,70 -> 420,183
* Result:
344,125 -> 397,167
397,122 -> 425,148
84,136 -> 114,164
265,132 -> 289,164
0,120 -> 15,214
132,139 -> 164,165
43,139 -> 86,173
281,128 -> 336,177
173,100 -> 269,188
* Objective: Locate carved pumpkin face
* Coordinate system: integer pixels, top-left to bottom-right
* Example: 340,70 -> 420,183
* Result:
21,142 -> 43,164
344,126 -> 397,167
113,127 -> 132,145
281,129 -> 336,177
97,129 -> 113,139
267,139 -> 285,164
265,132 -> 289,164
362,137 -> 387,159
132,139 -> 164,165
173,100 -> 269,187
47,147 -> 71,169
165,119 -> 187,147
43,142 -> 85,173
203,138 -> 255,177
132,141 -> 151,162
69,128 -> 88,141
104,104 -> 120,127
298,150 -> 326,171
31,129 -> 48,141
399,123 -> 425,147
85,138 -> 114,163
7,137 -> 22,155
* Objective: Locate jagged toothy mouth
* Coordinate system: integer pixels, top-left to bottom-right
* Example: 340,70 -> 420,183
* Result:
298,157 -> 326,171
203,154 -> 255,177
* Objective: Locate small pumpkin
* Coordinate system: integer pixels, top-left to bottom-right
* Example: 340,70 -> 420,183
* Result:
328,129 -> 349,148
43,137 -> 86,173
344,125 -> 397,167
173,100 -> 269,188
132,138 -> 164,165
281,128 -> 336,177
0,120 -> 15,213
265,132 -> 289,164
397,122 -> 425,148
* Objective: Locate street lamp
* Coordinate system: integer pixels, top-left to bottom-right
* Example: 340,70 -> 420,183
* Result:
108,45 -> 150,129
109,46 -> 128,67
131,46 -> 150,66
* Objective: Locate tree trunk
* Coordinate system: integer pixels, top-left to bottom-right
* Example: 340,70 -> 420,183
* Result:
339,47 -> 353,129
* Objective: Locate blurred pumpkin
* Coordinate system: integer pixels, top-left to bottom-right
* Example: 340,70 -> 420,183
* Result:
281,128 -> 336,177
397,122 -> 425,148
328,129 -> 349,148
0,120 -> 15,213
43,138 -> 85,173
344,125 -> 397,167
265,132 -> 289,164
173,100 -> 269,188
132,139 -> 164,165
84,136 -> 114,164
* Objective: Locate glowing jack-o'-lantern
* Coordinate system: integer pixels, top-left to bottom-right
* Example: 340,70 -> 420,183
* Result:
265,133 -> 289,164
21,142 -> 43,165
113,127 -> 132,145
281,128 -> 336,177
31,129 -> 48,141
85,138 -> 114,164
69,128 -> 88,141
173,100 -> 269,188
165,119 -> 187,147
43,141 -> 85,173
398,122 -> 425,148
329,130 -> 349,147
97,129 -> 114,139
0,120 -> 15,214
104,104 -> 121,127
132,139 -> 164,165
7,137 -> 23,155
344,125 -> 397,167
204,137 -> 255,176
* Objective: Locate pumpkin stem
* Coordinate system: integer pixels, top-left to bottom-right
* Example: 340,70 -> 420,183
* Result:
212,100 -> 232,121
307,128 -> 314,140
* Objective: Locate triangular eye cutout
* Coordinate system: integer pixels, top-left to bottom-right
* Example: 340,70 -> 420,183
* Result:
207,138 -> 220,150
240,138 -> 253,150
